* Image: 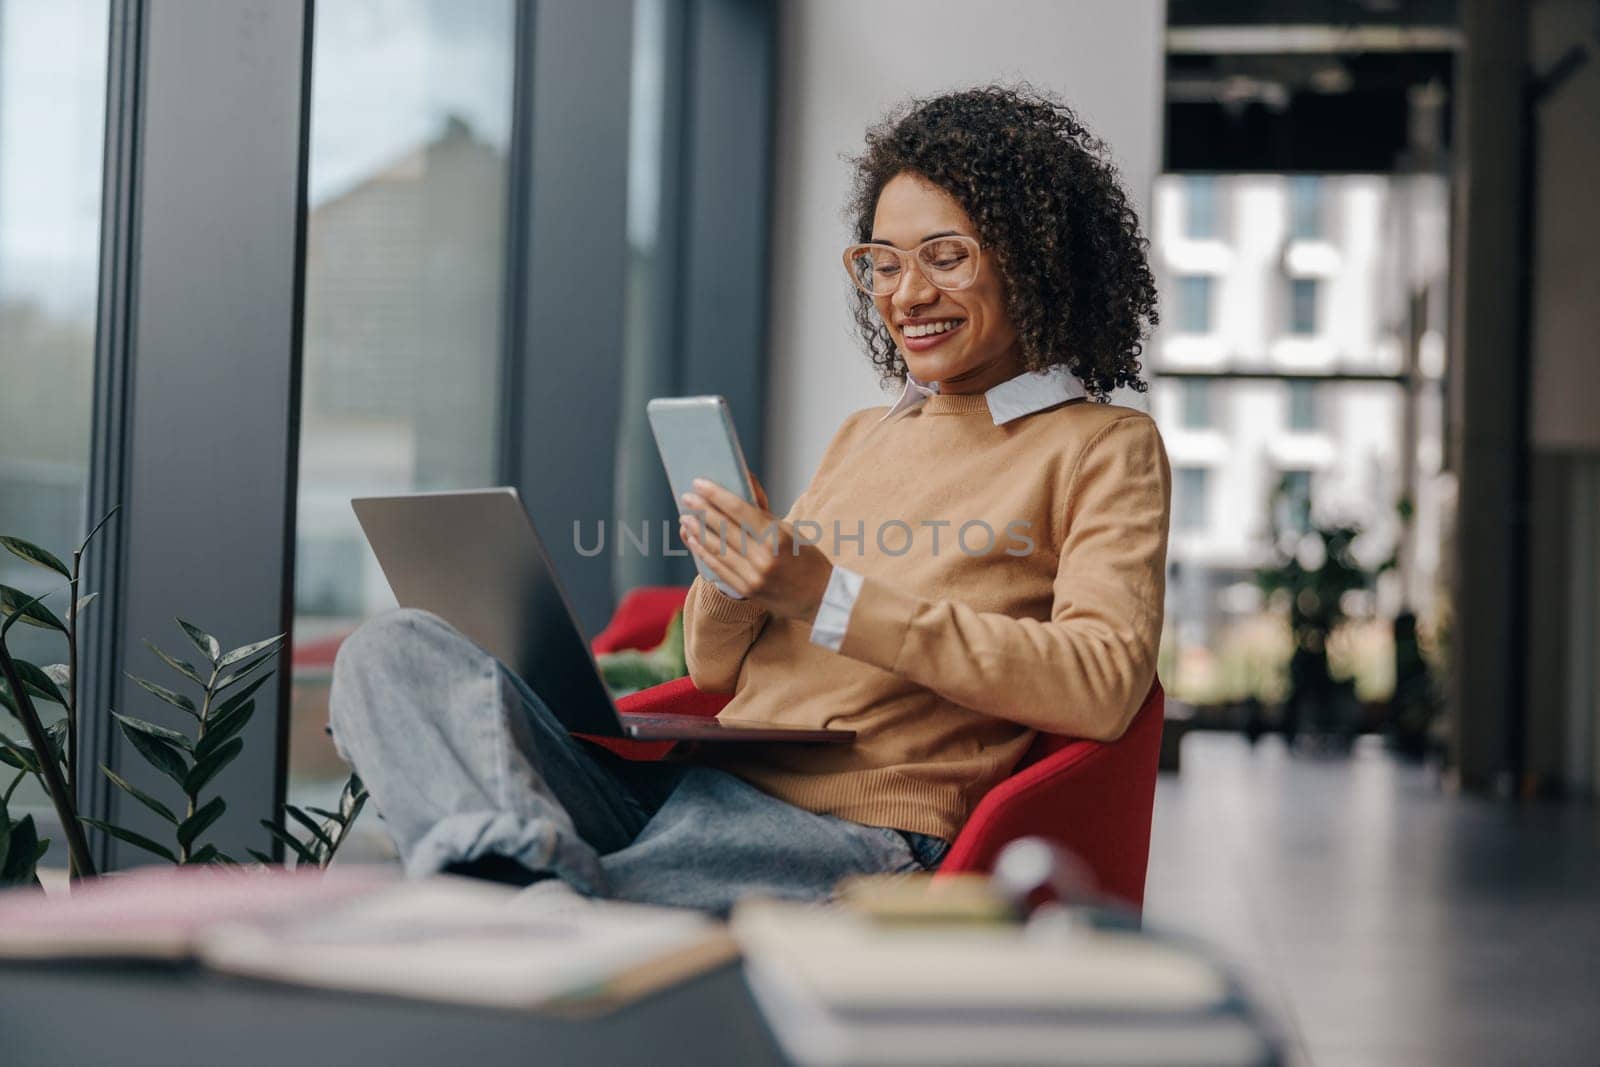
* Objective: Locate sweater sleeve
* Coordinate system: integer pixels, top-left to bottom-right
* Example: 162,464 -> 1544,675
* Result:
834,414 -> 1171,740
683,406 -> 885,693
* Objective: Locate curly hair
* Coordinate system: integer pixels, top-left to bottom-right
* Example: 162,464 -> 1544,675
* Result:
845,84 -> 1157,400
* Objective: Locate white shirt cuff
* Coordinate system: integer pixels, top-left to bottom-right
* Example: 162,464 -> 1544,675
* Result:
809,565 -> 864,652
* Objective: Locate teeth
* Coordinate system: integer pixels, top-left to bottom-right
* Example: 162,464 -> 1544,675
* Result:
903,320 -> 964,338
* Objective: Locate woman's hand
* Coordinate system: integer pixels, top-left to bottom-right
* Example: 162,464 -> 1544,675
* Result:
678,476 -> 832,623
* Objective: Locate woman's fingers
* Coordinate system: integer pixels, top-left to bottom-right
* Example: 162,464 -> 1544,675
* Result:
691,478 -> 769,531
684,512 -> 767,586
684,526 -> 755,595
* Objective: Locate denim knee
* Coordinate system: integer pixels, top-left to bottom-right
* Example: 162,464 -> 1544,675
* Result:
328,607 -> 477,755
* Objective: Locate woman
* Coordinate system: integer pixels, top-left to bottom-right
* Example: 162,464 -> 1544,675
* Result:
329,85 -> 1169,914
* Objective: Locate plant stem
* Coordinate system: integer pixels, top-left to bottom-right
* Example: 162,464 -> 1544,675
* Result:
64,550 -> 81,881
0,642 -> 96,879
67,550 -> 80,796
182,663 -> 221,865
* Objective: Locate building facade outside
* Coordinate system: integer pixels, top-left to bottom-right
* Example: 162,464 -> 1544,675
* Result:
1148,173 -> 1452,708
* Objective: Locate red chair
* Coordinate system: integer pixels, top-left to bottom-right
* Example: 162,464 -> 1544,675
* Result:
590,586 -> 1165,913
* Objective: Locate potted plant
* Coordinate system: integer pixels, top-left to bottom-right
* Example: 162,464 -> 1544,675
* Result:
1254,478 -> 1392,751
1,513 -> 364,889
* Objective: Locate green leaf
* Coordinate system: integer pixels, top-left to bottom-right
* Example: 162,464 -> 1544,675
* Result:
219,635 -> 283,669
74,592 -> 100,619
177,795 -> 226,851
259,821 -> 318,866
176,619 -> 221,664
0,680 -> 14,716
13,659 -> 67,708
305,806 -> 345,824
183,737 -> 242,796
213,673 -> 271,721
0,584 -> 67,634
43,719 -> 68,761
100,764 -> 180,825
214,649 -> 278,693
186,844 -> 221,865
114,717 -> 190,787
80,817 -> 178,864
283,805 -> 335,852
0,813 -> 43,886
112,711 -> 195,752
127,674 -> 198,716
143,641 -> 206,688
340,773 -> 368,820
0,537 -> 70,579
194,700 -> 255,762
245,848 -> 276,866
0,735 -> 38,773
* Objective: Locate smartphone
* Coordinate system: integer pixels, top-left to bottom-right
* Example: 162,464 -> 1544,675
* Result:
646,396 -> 756,597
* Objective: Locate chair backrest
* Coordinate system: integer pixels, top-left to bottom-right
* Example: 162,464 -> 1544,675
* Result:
939,684 -> 1165,913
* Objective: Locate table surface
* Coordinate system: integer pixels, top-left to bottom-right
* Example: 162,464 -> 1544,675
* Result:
0,958 -> 785,1067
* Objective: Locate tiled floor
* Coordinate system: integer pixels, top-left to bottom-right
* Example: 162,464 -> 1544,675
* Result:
1143,733 -> 1600,1067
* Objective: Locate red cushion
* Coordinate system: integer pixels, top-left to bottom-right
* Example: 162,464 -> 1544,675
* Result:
589,586 -> 691,654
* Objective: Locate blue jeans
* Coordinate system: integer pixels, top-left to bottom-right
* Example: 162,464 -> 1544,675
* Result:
328,608 -> 948,915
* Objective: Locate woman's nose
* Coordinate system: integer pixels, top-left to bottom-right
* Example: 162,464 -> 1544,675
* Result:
891,260 -> 939,312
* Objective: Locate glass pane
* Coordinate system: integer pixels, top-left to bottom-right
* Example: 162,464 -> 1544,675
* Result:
1277,469 -> 1313,534
1289,277 -> 1318,335
1287,379 -> 1320,431
1288,175 -> 1322,240
1184,176 -> 1217,239
1176,468 -> 1210,532
288,0 -> 516,844
0,0 -> 109,811
1176,275 -> 1213,334
1180,379 -> 1214,429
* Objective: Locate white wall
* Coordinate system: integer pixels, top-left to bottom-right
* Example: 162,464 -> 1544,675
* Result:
763,0 -> 1168,504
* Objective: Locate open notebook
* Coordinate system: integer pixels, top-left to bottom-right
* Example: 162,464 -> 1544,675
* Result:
0,866 -> 733,1014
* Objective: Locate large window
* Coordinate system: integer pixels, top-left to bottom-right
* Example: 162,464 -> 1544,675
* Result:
0,0 -> 109,811
288,0 -> 517,819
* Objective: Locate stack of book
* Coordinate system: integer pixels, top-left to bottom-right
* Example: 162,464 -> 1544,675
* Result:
731,898 -> 1278,1067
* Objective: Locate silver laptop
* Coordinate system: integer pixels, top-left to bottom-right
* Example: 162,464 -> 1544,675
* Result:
351,488 -> 853,745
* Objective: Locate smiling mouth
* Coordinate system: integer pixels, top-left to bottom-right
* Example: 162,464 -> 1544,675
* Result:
901,318 -> 966,338
899,318 -> 967,351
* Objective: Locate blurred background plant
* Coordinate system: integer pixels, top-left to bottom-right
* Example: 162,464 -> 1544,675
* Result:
1253,476 -> 1395,749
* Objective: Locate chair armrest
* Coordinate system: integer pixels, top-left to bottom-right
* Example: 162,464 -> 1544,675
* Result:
937,688 -> 1164,911
615,675 -> 732,719
579,676 -> 733,762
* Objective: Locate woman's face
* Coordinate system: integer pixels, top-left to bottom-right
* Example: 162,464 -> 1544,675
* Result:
869,172 -> 1021,394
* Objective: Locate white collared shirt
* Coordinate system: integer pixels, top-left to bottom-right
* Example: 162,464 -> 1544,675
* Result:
809,366 -> 1087,650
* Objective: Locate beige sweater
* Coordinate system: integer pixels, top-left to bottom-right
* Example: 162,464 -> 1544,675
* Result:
683,393 -> 1171,842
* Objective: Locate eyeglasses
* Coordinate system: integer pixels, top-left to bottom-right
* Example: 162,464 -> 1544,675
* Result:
841,235 -> 982,297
